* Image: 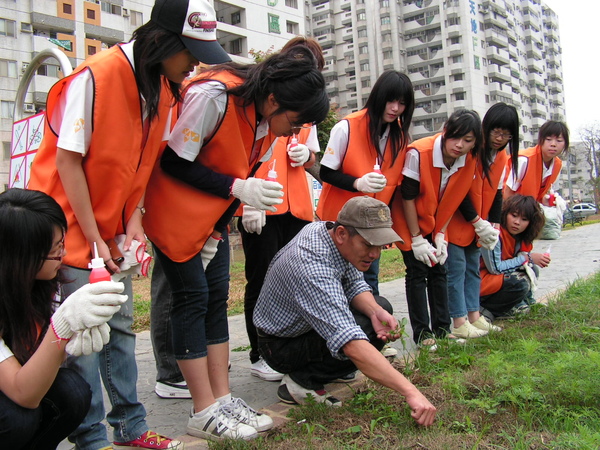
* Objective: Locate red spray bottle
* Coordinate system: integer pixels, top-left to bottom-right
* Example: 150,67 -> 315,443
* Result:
88,242 -> 111,283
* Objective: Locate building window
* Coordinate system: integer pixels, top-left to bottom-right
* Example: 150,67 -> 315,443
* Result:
382,33 -> 392,42
285,0 -> 298,8
453,73 -> 463,81
268,14 -> 280,34
3,141 -> 10,160
88,46 -> 97,56
286,21 -> 298,34
131,11 -> 143,27
360,62 -> 369,71
450,36 -> 460,45
362,79 -> 371,88
63,3 -> 72,15
381,0 -> 390,6
447,17 -> 460,26
87,9 -> 96,20
1,101 -> 15,119
451,55 -> 462,63
454,92 -> 465,101
0,59 -> 17,78
358,12 -> 366,21
357,29 -> 368,38
381,16 -> 390,25
37,64 -> 61,77
359,45 -> 368,54
231,12 -> 241,25
0,18 -> 16,37
230,38 -> 242,55
383,50 -> 393,60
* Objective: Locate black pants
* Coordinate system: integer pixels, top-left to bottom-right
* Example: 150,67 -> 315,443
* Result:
258,295 -> 392,390
480,271 -> 532,319
401,247 -> 451,344
0,367 -> 91,449
240,212 -> 310,363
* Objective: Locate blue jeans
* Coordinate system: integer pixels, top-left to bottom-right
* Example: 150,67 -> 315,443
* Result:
363,257 -> 380,296
149,253 -> 183,384
401,246 -> 451,344
61,267 -> 147,450
0,368 -> 91,450
447,241 -> 482,318
153,233 -> 230,359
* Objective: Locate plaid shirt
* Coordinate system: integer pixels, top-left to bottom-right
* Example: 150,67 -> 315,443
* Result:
254,222 -> 371,359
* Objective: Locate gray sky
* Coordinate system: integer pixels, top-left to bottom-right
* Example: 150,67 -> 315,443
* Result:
543,0 -> 600,139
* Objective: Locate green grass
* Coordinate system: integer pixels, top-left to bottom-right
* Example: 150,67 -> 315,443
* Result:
207,272 -> 600,449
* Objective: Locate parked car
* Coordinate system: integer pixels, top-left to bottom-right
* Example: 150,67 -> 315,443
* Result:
572,203 -> 597,217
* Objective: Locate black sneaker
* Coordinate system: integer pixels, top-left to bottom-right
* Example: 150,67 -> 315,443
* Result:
278,375 -> 342,407
332,371 -> 357,383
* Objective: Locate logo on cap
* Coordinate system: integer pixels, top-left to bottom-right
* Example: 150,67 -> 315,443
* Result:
188,13 -> 216,32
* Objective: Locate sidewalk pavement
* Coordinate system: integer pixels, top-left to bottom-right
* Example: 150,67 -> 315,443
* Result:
60,222 -> 600,449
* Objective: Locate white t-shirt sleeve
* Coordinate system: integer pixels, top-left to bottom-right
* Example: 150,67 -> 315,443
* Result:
320,120 -> 349,170
0,337 -> 14,364
402,148 -> 421,182
168,81 -> 227,162
55,71 -> 94,156
305,125 -> 320,153
506,155 -> 528,191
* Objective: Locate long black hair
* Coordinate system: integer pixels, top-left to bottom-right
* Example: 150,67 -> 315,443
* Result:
481,102 -> 520,181
206,46 -> 329,127
443,109 -> 483,157
131,21 -> 186,121
0,189 -> 67,364
363,70 -> 414,165
501,194 -> 545,243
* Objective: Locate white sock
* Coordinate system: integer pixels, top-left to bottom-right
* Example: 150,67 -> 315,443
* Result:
193,401 -> 219,417
216,393 -> 232,405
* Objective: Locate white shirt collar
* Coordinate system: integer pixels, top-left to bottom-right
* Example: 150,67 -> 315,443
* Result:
432,135 -> 467,171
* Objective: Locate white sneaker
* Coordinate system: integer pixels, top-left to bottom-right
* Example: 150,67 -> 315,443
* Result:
155,381 -> 192,399
471,316 -> 502,332
381,344 -> 398,358
187,403 -> 258,441
452,321 -> 489,339
250,358 -> 284,381
223,397 -> 274,432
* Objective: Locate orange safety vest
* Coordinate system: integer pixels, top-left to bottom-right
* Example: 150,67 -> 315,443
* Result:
143,72 -> 275,262
316,109 -> 405,221
447,150 -> 508,246
390,134 -> 477,251
505,145 -> 562,202
29,45 -> 172,269
480,227 -> 533,296
252,126 -> 314,221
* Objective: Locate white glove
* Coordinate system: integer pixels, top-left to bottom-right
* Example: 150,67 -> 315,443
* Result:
355,172 -> 387,193
66,323 -> 111,356
111,235 -> 152,282
523,262 -> 538,293
51,281 -> 126,340
472,218 -> 500,250
242,205 -> 266,235
287,143 -> 311,167
201,236 -> 220,270
231,177 -> 283,212
411,235 -> 438,267
433,232 -> 448,265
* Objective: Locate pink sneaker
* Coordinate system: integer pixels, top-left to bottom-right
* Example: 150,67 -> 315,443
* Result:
113,430 -> 183,449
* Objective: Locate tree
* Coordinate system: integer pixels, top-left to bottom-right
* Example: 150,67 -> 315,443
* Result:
579,121 -> 600,205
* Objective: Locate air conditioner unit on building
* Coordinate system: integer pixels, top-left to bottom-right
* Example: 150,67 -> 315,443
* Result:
24,103 -> 36,113
123,8 -> 130,17
21,62 -> 29,73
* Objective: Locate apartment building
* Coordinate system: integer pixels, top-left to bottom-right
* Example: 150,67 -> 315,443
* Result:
0,0 -> 305,190
557,141 -> 594,203
306,0 -> 566,146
